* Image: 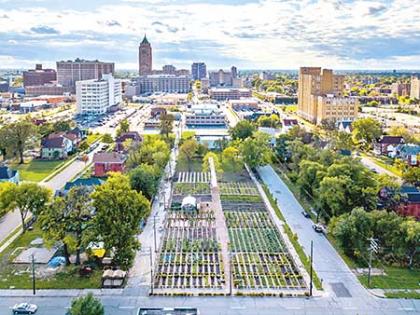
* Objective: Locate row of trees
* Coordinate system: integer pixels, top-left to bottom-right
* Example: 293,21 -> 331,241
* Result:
0,174 -> 151,270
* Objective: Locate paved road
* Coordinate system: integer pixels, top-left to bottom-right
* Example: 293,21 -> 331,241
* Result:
359,155 -> 402,183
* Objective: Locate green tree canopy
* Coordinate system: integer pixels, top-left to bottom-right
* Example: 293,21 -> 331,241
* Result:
129,163 -> 160,200
229,120 -> 256,140
352,117 -> 382,150
69,293 -> 104,315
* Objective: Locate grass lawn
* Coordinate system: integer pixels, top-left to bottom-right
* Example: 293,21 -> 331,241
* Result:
0,224 -> 102,289
176,158 -> 203,172
358,266 -> 420,290
385,291 -> 420,299
14,159 -> 66,182
363,154 -> 402,177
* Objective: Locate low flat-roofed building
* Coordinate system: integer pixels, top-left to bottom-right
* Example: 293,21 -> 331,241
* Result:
209,88 -> 251,101
185,104 -> 226,126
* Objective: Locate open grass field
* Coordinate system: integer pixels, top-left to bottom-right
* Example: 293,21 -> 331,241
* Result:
14,159 -> 65,182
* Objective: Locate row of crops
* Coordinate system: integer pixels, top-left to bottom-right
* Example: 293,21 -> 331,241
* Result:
222,179 -> 307,293
220,181 -> 259,196
173,182 -> 211,196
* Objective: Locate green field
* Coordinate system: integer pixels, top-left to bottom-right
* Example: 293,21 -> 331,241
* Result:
14,159 -> 65,182
358,266 -> 420,290
86,134 -> 102,146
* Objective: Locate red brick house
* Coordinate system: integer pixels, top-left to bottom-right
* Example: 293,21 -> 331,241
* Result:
373,136 -> 404,156
93,152 -> 126,177
397,186 -> 420,220
115,132 -> 143,152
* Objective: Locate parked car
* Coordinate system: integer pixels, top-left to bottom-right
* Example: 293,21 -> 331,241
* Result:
312,224 -> 326,234
301,211 -> 311,218
12,303 -> 38,314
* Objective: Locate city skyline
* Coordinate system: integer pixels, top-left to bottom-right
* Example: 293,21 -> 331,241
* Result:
0,0 -> 420,70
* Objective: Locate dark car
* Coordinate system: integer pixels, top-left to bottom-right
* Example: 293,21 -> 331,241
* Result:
301,211 -> 311,218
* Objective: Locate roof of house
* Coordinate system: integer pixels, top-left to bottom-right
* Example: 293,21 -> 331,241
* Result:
400,144 -> 420,155
0,166 -> 17,179
377,136 -> 404,144
64,178 -> 104,191
93,152 -> 126,164
41,136 -> 65,149
400,186 -> 419,194
338,121 -> 353,131
116,132 -> 142,143
283,119 -> 298,126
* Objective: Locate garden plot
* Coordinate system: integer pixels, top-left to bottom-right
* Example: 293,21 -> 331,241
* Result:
153,207 -> 226,294
220,182 -> 259,196
222,181 -> 307,295
173,182 -> 211,196
177,172 -> 210,183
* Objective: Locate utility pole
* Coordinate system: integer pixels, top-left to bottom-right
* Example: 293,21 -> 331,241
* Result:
367,238 -> 379,288
149,247 -> 154,295
31,254 -> 36,295
153,214 -> 157,253
309,240 -> 313,296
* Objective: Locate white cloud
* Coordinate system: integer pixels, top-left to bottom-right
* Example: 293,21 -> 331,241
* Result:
0,0 -> 419,69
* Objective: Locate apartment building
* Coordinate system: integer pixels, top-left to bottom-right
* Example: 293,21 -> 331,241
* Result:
57,59 -> 115,93
76,74 -> 122,116
298,67 -> 358,124
410,76 -> 420,99
137,75 -> 191,94
391,82 -> 410,97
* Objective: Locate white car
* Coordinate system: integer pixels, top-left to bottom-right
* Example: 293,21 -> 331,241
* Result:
12,303 -> 38,314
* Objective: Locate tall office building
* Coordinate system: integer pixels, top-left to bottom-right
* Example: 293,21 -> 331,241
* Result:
23,64 -> 56,87
139,35 -> 152,75
76,74 -> 122,116
57,59 -> 114,93
191,62 -> 207,81
298,67 -> 357,124
410,76 -> 420,99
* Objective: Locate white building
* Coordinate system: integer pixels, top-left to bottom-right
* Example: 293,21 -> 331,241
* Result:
209,88 -> 251,101
137,75 -> 191,94
185,103 -> 227,126
76,74 -> 122,116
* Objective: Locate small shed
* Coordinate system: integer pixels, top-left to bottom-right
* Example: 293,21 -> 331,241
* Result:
181,195 -> 197,212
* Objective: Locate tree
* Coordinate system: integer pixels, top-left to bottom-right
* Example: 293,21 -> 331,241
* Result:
126,136 -> 170,170
239,132 -> 272,169
229,120 -> 256,140
222,146 -> 241,172
402,167 -> 420,186
0,120 -> 38,163
116,119 -> 129,136
257,114 -> 281,128
53,120 -> 73,132
297,160 -> 325,197
202,152 -> 223,174
129,164 -> 160,200
331,131 -> 353,151
68,293 -> 104,315
179,139 -> 198,171
39,186 -> 93,265
399,219 -> 420,267
0,182 -> 14,217
388,126 -> 417,144
0,183 -> 51,233
352,117 -> 382,150
92,173 -> 150,270
102,133 -> 113,144
159,114 -> 174,138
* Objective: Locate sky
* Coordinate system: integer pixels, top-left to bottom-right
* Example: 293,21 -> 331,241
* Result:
0,0 -> 419,70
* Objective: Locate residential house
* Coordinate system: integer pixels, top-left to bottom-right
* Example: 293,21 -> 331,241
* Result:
337,120 -> 353,133
373,136 -> 405,157
93,152 -> 126,177
397,186 -> 420,219
0,166 -> 19,184
399,144 -> 420,166
282,119 -> 298,133
68,127 -> 87,141
115,132 -> 142,152
41,135 -> 73,159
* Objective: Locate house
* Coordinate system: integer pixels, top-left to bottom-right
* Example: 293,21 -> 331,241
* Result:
68,127 -> 87,141
58,178 -> 104,196
41,135 -> 73,159
282,119 -> 298,133
397,186 -> 420,219
337,120 -> 353,133
93,152 -> 126,177
0,166 -> 19,184
373,136 -> 405,157
115,132 -> 142,152
399,144 -> 420,166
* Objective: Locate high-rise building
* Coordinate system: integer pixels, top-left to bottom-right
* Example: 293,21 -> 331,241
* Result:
139,35 -> 152,76
298,67 -> 358,124
410,76 -> 420,99
76,74 -> 122,116
191,62 -> 207,81
162,65 -> 176,75
391,82 -> 411,97
231,66 -> 238,79
57,59 -> 114,93
23,64 -> 56,87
